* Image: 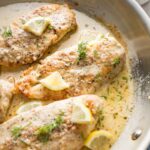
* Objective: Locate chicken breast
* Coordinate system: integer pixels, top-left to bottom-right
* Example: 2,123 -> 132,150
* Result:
16,34 -> 126,100
0,80 -> 13,123
0,4 -> 77,66
0,95 -> 103,150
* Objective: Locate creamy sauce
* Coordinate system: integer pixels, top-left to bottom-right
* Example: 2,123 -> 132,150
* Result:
0,2 -> 133,149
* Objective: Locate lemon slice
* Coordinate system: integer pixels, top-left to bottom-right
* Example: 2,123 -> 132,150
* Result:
40,71 -> 69,91
84,130 -> 113,150
23,17 -> 50,36
71,100 -> 93,124
16,101 -> 42,114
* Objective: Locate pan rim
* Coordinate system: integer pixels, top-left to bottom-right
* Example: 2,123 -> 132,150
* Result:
127,0 -> 150,34
126,0 -> 150,149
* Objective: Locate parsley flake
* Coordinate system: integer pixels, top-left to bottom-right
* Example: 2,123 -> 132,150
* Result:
11,126 -> 23,139
113,57 -> 120,67
93,50 -> 98,58
122,76 -> 128,82
48,25 -> 54,30
77,42 -> 87,61
100,96 -> 107,100
96,109 -> 105,129
21,19 -> 26,24
2,27 -> 12,38
36,114 -> 63,143
100,34 -> 104,38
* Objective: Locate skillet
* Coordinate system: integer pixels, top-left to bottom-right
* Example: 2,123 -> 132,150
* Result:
0,0 -> 150,149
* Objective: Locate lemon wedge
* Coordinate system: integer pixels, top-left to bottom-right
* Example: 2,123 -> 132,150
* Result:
16,101 -> 42,114
71,100 -> 94,124
84,130 -> 113,150
40,71 -> 69,91
23,17 -> 50,36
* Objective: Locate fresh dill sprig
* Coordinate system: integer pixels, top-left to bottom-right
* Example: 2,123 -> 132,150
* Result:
112,57 -> 120,67
48,25 -> 54,30
93,50 -> 98,58
96,109 -> 105,129
2,26 -> 12,38
36,114 -> 63,142
11,126 -> 23,139
77,42 -> 87,62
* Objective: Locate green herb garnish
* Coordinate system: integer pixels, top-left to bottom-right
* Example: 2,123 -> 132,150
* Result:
11,126 -> 23,139
36,20 -> 43,24
2,27 -> 12,38
21,19 -> 26,24
93,50 -> 98,58
48,25 -> 54,30
112,57 -> 120,67
36,114 -> 63,142
122,76 -> 128,82
100,96 -> 107,100
100,34 -> 104,38
95,73 -> 102,82
77,42 -> 87,61
96,110 -> 105,129
117,94 -> 123,101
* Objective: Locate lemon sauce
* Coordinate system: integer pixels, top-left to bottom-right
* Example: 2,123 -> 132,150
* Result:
0,2 -> 134,149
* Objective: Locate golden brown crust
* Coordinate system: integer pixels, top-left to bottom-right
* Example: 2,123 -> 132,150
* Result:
0,4 -> 77,66
16,35 -> 126,101
0,95 -> 103,150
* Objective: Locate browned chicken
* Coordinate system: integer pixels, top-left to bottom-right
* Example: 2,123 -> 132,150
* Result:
15,34 -> 126,101
0,95 -> 103,150
0,80 -> 13,123
0,4 -> 77,66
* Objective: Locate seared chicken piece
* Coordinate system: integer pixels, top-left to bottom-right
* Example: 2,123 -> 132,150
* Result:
16,34 -> 126,100
0,80 -> 13,123
0,95 -> 103,150
0,4 -> 76,66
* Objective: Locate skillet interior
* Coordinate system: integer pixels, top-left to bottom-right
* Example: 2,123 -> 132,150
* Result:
0,0 -> 150,149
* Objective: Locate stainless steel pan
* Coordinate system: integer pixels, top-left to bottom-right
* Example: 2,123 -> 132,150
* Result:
0,0 -> 150,149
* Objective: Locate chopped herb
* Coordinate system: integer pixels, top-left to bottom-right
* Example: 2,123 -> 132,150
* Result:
113,57 -> 120,67
36,20 -> 43,24
2,27 -> 12,38
80,132 -> 84,139
95,73 -> 102,82
48,25 -> 54,30
122,76 -> 128,82
11,126 -> 23,139
59,111 -> 65,116
21,19 -> 26,24
93,50 -> 98,58
36,124 -> 52,142
36,114 -> 63,142
77,42 -> 87,62
117,94 -> 123,101
100,34 -> 104,38
96,110 -> 104,129
100,96 -> 107,100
